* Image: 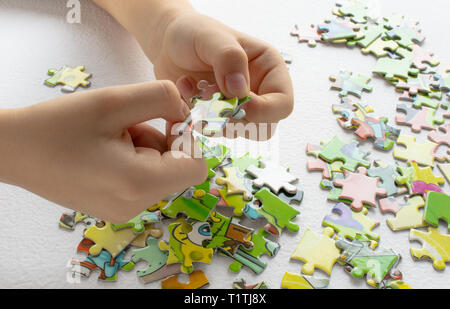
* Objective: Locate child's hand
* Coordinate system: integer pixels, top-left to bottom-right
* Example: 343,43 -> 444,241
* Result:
0,81 -> 208,223
94,0 -> 294,138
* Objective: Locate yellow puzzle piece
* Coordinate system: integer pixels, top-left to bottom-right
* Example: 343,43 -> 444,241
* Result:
84,222 -> 139,257
216,166 -> 252,200
281,272 -> 329,289
410,227 -> 450,270
45,65 -> 91,92
291,227 -> 340,275
380,196 -> 428,231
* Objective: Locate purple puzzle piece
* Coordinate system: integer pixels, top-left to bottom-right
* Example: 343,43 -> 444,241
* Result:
411,181 -> 443,196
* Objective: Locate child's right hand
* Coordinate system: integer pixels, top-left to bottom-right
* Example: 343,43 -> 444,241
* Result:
0,81 -> 208,223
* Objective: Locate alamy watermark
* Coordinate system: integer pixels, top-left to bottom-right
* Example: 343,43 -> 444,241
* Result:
66,0 -> 81,24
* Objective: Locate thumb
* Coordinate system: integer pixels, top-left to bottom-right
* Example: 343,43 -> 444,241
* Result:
196,31 -> 250,98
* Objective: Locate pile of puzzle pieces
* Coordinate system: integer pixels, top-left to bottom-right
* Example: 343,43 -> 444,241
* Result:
59,84 -> 303,289
286,0 -> 449,289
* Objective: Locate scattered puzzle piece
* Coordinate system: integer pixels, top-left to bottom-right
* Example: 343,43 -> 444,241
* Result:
334,167 -> 387,211
84,221 -> 139,258
319,136 -> 371,172
281,272 -> 329,289
246,160 -> 298,194
394,134 -> 444,166
59,211 -> 96,230
410,227 -> 450,270
329,71 -> 373,97
131,237 -> 170,278
318,19 -> 361,41
396,103 -> 444,132
290,24 -> 322,47
227,228 -> 279,274
424,191 -> 450,230
45,65 -> 91,92
336,236 -> 401,284
396,45 -> 439,71
395,161 -> 444,196
362,37 -> 398,57
379,196 -> 427,231
367,160 -> 407,196
206,211 -> 253,254
161,270 -> 209,289
428,124 -> 450,147
373,57 -> 419,80
291,227 -> 340,275
335,0 -> 373,24
399,92 -> 440,109
216,166 -> 252,200
111,210 -> 160,234
386,25 -> 425,49
323,202 -> 380,241
396,74 -> 437,96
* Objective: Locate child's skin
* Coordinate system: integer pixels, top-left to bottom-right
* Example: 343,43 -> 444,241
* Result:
0,0 -> 293,223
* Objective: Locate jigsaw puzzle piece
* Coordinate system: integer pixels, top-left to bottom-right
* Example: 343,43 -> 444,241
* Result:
210,187 -> 247,216
71,238 -> 134,281
323,202 -> 379,241
395,161 -> 444,196
428,124 -> 450,147
206,211 -> 253,254
346,23 -> 386,48
318,136 -> 370,172
281,272 -> 329,289
111,210 -> 161,234
216,166 -> 253,200
361,37 -> 398,57
399,92 -> 441,109
410,227 -> 450,270
396,74 -> 437,96
162,185 -> 218,221
336,236 -> 401,284
329,71 -> 372,97
335,0 -> 373,24
227,228 -> 279,274
246,160 -> 298,194
130,223 -> 163,248
161,270 -> 209,289
45,65 -> 91,92
424,192 -> 450,230
291,227 -> 340,275
84,221 -> 140,258
162,219 -> 214,274
367,160 -> 407,197
290,24 -> 322,47
334,167 -> 387,211
395,103 -> 444,133
373,57 -> 419,80
396,45 -> 439,71
386,25 -> 425,50
131,237 -> 170,278
379,196 -> 427,231
394,134 -> 443,166
248,187 -> 300,235
59,211 -> 96,230
318,19 -> 361,41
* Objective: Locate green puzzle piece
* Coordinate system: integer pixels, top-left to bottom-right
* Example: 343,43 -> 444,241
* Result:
318,136 -> 370,172
111,210 -> 160,234
228,228 -> 280,274
230,153 -> 261,174
197,137 -> 230,178
336,236 -> 400,284
131,237 -> 169,277
206,211 -> 253,253
373,57 -> 419,80
253,187 -> 300,235
424,192 -> 450,230
162,184 -> 218,221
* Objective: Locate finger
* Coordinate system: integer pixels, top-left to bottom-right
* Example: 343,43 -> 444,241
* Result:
196,30 -> 250,98
127,123 -> 167,153
243,40 -> 294,123
100,81 -> 190,129
176,75 -> 197,103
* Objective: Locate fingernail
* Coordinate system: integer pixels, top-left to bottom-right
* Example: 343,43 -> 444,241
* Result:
225,72 -> 248,98
177,76 -> 194,102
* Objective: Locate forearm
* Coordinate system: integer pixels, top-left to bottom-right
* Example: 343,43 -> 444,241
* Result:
92,0 -> 194,61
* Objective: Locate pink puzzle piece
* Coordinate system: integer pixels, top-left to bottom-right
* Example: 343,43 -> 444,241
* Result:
334,167 -> 387,211
428,124 -> 450,147
307,158 -> 332,179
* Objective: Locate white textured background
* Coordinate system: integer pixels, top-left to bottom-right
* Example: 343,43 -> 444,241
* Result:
0,0 -> 448,289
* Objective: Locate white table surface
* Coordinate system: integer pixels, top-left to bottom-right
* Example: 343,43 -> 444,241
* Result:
0,0 -> 448,289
